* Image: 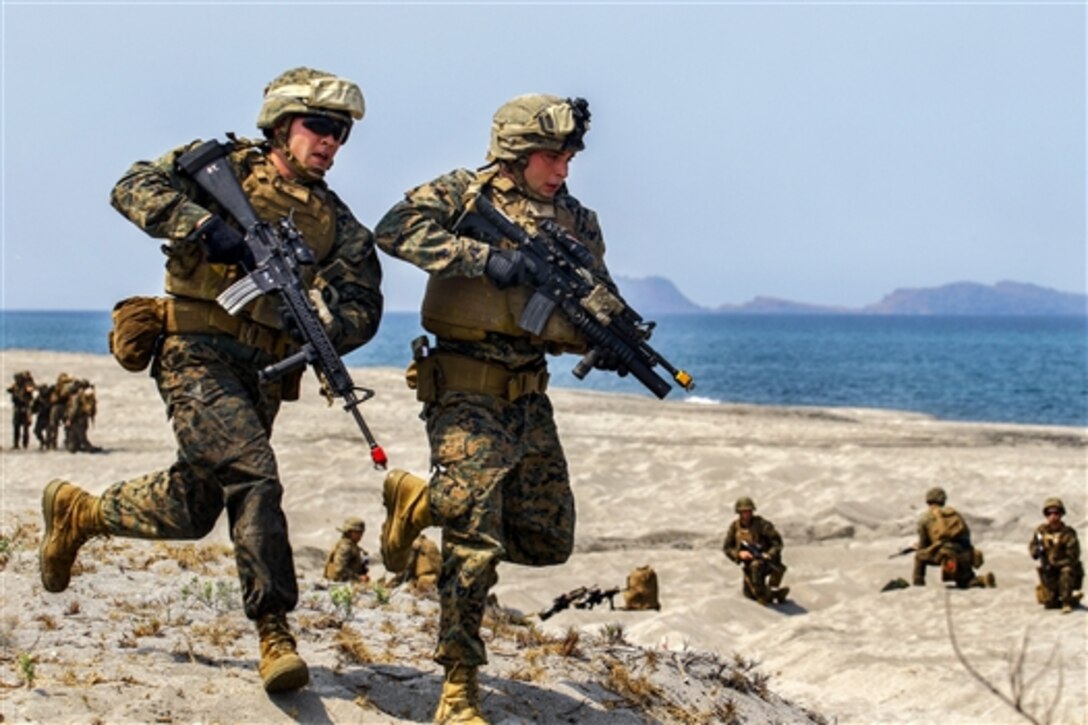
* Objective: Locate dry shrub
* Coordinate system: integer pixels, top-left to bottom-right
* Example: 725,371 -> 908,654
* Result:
336,625 -> 375,665
0,615 -> 18,650
712,698 -> 739,724
34,614 -> 58,631
64,600 -> 81,616
190,618 -> 247,650
555,628 -> 581,658
130,617 -> 163,638
299,613 -> 342,630
720,653 -> 770,698
508,664 -> 547,683
603,660 -> 660,706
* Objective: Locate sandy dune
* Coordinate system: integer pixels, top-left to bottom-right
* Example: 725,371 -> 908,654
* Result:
1,350 -> 1084,723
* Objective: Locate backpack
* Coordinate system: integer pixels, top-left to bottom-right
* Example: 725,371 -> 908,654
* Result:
932,507 -> 967,543
623,565 -> 660,611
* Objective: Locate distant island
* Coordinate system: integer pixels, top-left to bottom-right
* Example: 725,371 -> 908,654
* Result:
615,277 -> 1088,317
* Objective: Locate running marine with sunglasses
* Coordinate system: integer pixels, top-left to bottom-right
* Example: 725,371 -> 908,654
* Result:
39,67 -> 383,695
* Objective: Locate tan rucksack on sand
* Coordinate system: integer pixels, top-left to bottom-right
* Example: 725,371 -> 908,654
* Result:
624,565 -> 660,611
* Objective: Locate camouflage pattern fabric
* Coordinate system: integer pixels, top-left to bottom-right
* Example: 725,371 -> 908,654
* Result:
64,383 -> 100,453
913,505 -> 977,587
428,390 -> 574,665
98,334 -> 297,619
376,168 -> 607,370
722,515 -> 786,602
110,137 -> 383,354
32,384 -> 52,449
7,373 -> 35,449
375,166 -> 605,668
1031,522 -> 1083,607
98,135 -> 382,623
324,535 -> 369,581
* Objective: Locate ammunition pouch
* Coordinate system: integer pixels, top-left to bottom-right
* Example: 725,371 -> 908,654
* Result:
161,297 -> 294,359
109,296 -> 166,372
406,351 -> 548,403
158,297 -> 302,400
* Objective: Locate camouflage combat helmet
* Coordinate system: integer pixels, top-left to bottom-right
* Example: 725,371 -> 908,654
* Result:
925,487 -> 947,505
487,94 -> 591,162
337,516 -> 366,534
1042,497 -> 1066,515
257,66 -> 365,134
735,496 -> 756,513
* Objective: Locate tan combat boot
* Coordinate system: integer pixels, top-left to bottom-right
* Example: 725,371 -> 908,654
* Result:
39,479 -> 107,593
772,586 -> 790,604
434,664 -> 488,724
257,613 -> 309,693
380,469 -> 432,573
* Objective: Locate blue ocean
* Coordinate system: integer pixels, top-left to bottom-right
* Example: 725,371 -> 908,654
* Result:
2,310 -> 1085,427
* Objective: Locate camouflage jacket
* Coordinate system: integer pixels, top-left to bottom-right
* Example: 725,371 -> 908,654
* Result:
323,536 -> 369,582
374,166 -> 610,369
1030,523 -> 1080,570
723,516 -> 784,564
110,136 -> 383,354
916,505 -> 972,556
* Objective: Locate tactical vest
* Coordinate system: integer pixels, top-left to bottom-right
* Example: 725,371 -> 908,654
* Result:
420,172 -> 589,350
164,147 -> 336,330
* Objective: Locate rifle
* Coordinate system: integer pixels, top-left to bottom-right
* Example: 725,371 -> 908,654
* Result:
461,193 -> 695,400
539,586 -> 587,621
538,584 -> 622,620
1032,532 -> 1051,575
176,140 -> 387,469
573,585 -> 622,612
739,540 -> 784,572
889,545 -> 918,559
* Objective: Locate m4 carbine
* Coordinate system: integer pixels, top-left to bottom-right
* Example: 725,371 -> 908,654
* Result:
539,585 -> 622,620
1032,532 -> 1051,575
177,140 -> 387,469
465,193 -> 695,400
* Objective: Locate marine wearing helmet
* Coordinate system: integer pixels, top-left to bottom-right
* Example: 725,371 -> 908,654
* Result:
925,487 -> 947,506
256,66 -> 365,181
372,91 -> 611,724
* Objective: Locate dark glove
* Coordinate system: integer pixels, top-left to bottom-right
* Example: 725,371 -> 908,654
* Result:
485,248 -> 538,289
593,348 -> 629,377
194,215 -> 249,266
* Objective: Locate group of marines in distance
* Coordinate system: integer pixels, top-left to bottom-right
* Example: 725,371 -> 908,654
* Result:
722,489 -> 1083,614
26,63 -> 1083,724
6,370 -> 101,454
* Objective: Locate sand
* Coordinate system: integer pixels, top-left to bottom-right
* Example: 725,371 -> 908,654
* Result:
1,350 -> 1084,723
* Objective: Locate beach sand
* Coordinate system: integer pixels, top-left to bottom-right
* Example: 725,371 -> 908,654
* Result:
1,350 -> 1085,723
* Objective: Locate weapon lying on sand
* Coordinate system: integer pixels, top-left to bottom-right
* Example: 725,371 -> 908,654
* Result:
889,545 -> 918,559
177,140 -> 387,469
539,585 -> 623,620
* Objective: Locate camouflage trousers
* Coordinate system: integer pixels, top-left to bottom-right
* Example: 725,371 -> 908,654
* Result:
65,412 -> 96,453
1038,563 -> 1084,607
98,334 -> 297,620
914,545 -> 976,588
425,390 -> 575,667
11,404 -> 31,448
741,559 -> 785,602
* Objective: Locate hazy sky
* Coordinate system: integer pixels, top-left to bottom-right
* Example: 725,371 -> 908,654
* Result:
2,1 -> 1084,311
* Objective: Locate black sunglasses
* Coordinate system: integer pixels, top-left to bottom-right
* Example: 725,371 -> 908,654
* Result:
300,115 -> 351,144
